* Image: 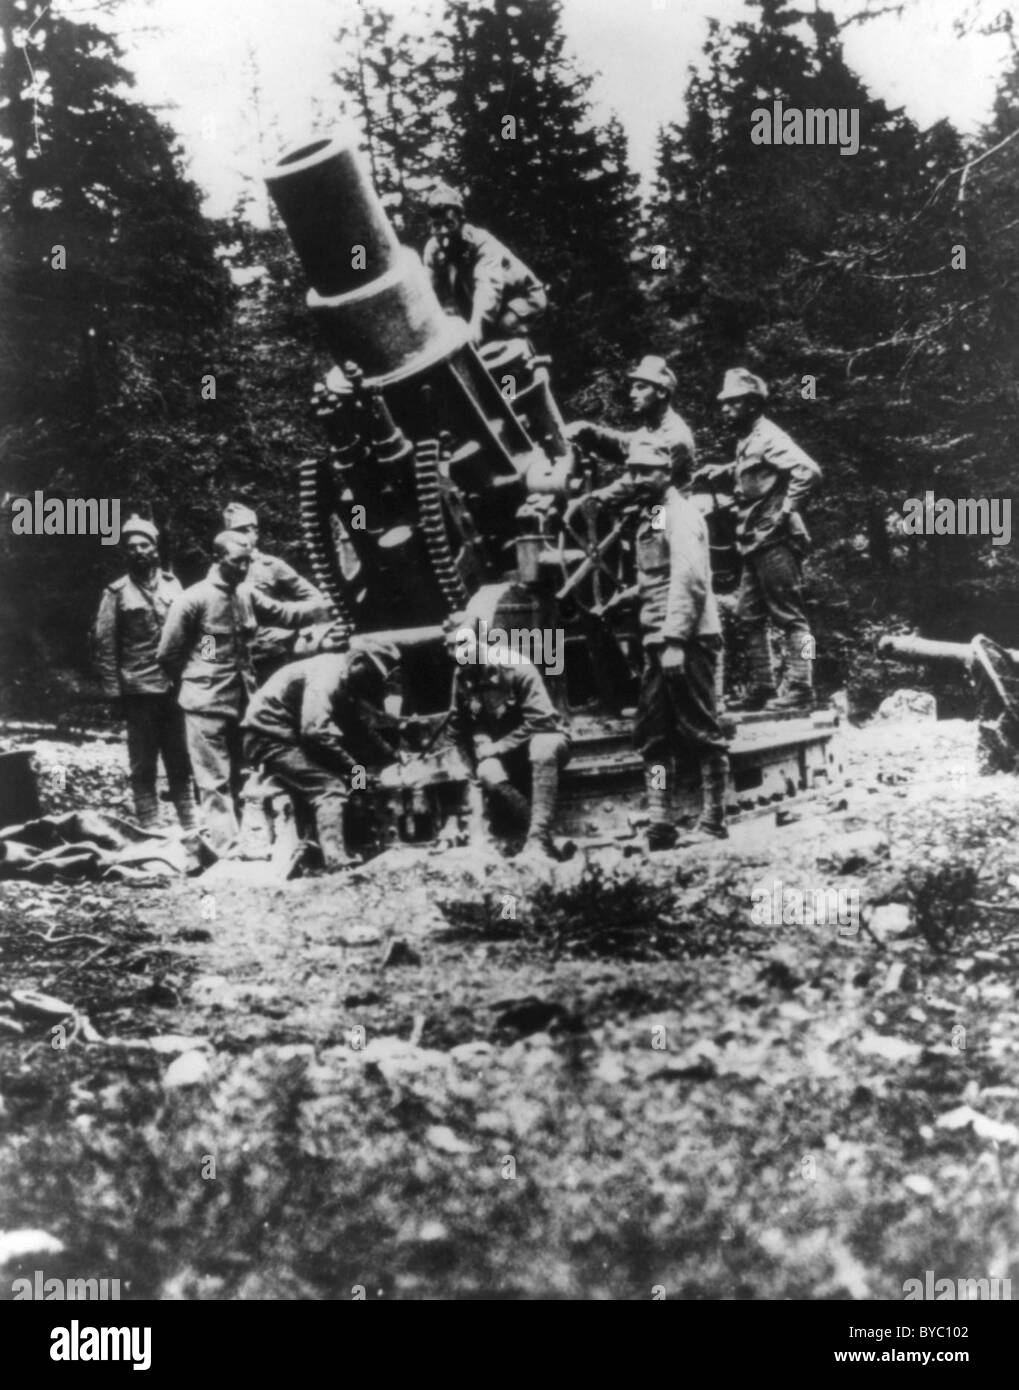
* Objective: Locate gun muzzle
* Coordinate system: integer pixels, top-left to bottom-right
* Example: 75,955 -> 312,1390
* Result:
266,134 -> 467,385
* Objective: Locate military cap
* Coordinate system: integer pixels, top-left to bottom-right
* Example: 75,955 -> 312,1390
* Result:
349,636 -> 402,678
222,501 -> 259,529
213,530 -> 254,558
626,355 -> 677,397
121,515 -> 159,543
717,368 -> 768,402
425,184 -> 465,214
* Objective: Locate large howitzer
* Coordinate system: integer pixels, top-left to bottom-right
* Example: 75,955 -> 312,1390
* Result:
264,133 -> 843,847
878,633 -> 1019,772
265,133 -> 639,711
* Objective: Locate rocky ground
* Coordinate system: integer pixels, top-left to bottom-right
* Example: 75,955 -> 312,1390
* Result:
1,716 -> 1018,1300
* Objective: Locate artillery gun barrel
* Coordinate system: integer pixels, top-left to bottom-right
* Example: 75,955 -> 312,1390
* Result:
264,130 -> 573,643
878,635 -> 1019,664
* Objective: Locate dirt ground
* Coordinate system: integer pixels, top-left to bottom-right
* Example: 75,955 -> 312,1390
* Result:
2,716 -> 1019,1300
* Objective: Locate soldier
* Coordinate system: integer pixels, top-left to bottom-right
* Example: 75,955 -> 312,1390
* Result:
698,369 -> 821,711
565,355 -> 697,491
445,618 -> 570,862
627,443 -> 729,848
93,516 -> 197,833
423,185 -> 547,345
220,502 -> 325,684
241,639 -> 402,872
156,531 -> 332,855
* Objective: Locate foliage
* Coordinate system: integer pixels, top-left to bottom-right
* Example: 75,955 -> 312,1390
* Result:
646,0 -> 1019,652
0,0 -> 231,707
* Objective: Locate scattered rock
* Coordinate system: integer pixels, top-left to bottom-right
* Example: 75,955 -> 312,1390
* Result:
382,938 -> 421,968
9,989 -> 75,1022
856,1033 -> 922,1064
163,1050 -> 211,1089
147,1034 -> 210,1055
878,689 -> 937,722
936,1105 -> 1019,1145
363,1037 -> 449,1084
867,903 -> 912,939
0,1229 -> 64,1267
902,1175 -> 935,1196
417,1219 -> 449,1242
425,1124 -> 475,1155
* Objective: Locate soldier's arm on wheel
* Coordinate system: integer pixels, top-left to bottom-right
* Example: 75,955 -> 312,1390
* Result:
581,422 -> 630,462
93,589 -> 122,699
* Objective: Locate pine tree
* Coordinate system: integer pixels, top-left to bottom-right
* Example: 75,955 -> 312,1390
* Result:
0,0 -> 231,710
332,3 -> 452,241
443,0 -> 646,390
642,0 -> 1019,674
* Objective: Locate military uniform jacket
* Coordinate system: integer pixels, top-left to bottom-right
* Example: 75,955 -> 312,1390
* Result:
424,224 -> 544,336
246,550 -> 323,666
242,653 -> 394,772
93,570 -> 182,697
635,487 -> 721,647
449,656 -> 569,771
718,415 -> 821,556
157,567 -> 328,719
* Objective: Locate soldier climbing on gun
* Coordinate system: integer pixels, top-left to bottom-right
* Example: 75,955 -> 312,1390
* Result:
423,185 -> 548,346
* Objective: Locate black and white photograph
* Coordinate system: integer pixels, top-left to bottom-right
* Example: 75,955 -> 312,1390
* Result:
1,0 -> 1017,1335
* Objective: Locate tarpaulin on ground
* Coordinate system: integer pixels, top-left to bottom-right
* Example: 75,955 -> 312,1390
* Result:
0,811 -> 190,883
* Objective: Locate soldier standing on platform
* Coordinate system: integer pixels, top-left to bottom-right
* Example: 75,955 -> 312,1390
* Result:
697,369 -> 821,711
627,444 -> 729,849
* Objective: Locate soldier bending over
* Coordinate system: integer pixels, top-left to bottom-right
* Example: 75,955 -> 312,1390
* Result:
241,640 -> 402,871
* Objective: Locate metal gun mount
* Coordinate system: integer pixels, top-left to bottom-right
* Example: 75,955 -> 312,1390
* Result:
265,132 -> 844,846
878,633 -> 1019,773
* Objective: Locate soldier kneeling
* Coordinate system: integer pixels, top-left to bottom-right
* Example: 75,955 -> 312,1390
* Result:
241,639 -> 402,871
445,618 -> 569,862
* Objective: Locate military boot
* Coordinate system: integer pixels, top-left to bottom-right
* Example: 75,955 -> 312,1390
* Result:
678,752 -> 729,844
519,762 -> 560,862
730,627 -> 777,711
133,790 -> 160,831
314,797 -> 359,872
645,758 -> 676,851
171,789 -> 199,833
486,781 -> 532,837
769,630 -> 814,711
